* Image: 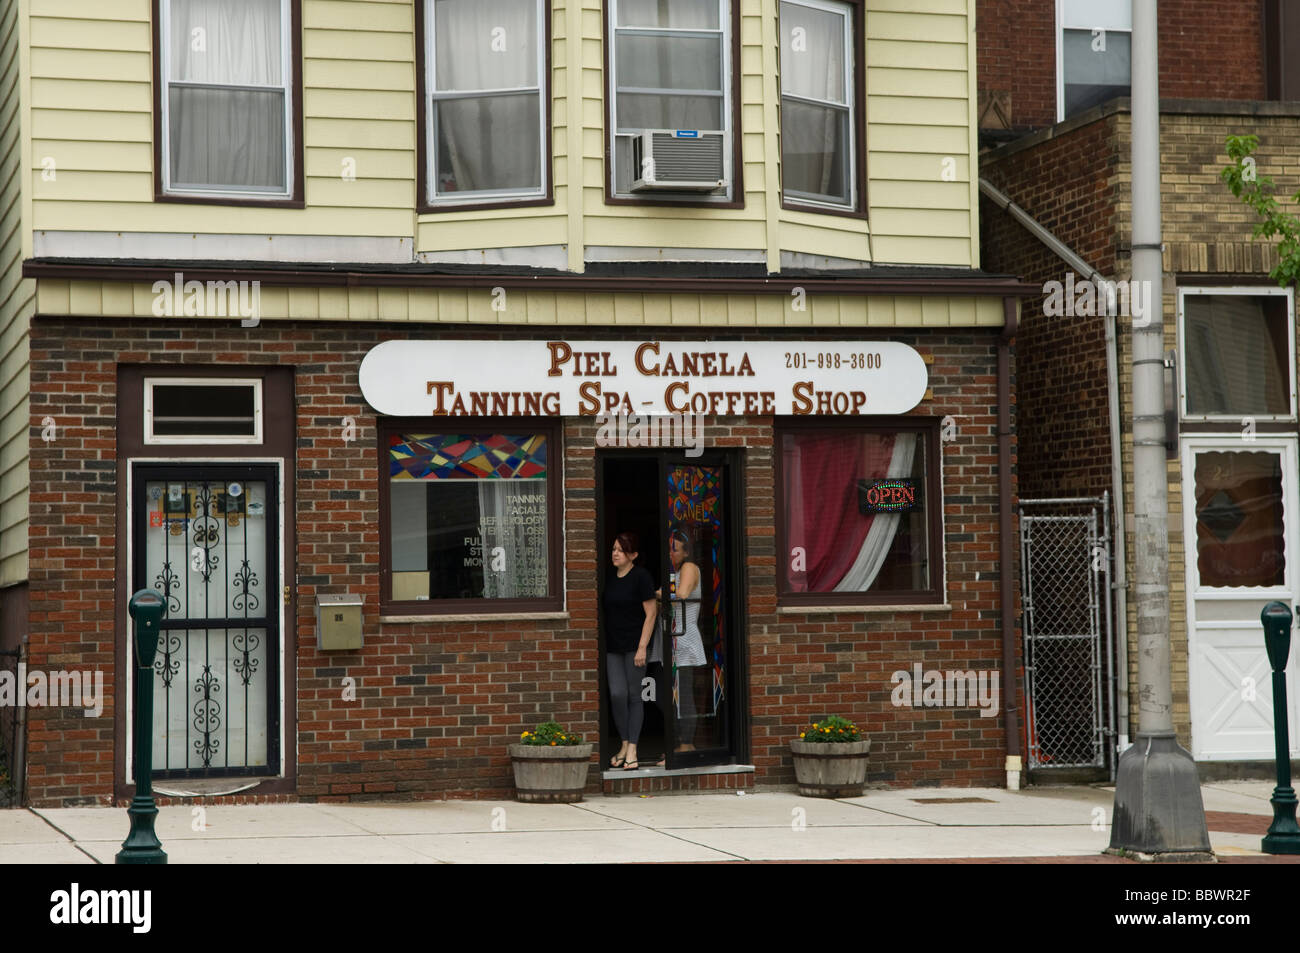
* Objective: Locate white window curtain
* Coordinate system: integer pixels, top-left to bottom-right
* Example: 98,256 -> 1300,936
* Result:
168,0 -> 286,191
613,0 -> 724,131
431,0 -> 541,196
780,0 -> 849,203
478,481 -> 547,598
834,432 -> 918,592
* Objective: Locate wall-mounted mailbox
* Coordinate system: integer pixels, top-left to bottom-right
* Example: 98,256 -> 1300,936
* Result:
316,594 -> 363,651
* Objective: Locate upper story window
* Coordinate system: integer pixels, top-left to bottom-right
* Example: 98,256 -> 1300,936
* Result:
157,0 -> 300,203
1178,287 -> 1297,423
779,0 -> 857,213
1056,0 -> 1130,121
607,0 -> 737,204
420,0 -> 550,209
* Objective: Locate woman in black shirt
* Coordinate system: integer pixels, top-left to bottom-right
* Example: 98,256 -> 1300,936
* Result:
605,531 -> 658,770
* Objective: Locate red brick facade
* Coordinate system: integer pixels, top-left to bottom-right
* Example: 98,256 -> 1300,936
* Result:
978,0 -> 1267,133
26,315 -> 1017,807
980,116 -> 1118,501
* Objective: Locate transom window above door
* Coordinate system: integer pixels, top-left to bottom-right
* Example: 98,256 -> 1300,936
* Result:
420,0 -> 550,209
1178,287 -> 1296,422
156,0 -> 300,203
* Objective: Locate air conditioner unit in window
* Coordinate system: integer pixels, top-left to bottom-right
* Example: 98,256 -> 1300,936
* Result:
630,130 -> 727,191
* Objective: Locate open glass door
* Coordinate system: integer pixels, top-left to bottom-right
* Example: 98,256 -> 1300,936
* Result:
661,457 -> 733,769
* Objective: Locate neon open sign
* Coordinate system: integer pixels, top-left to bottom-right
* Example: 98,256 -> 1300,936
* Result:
858,479 -> 918,514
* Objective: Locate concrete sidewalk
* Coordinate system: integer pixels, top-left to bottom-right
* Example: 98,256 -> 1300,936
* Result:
0,780 -> 1286,864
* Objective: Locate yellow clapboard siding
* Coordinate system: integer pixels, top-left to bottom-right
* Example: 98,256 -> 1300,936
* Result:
871,152 -> 970,182
866,67 -> 969,99
31,0 -> 149,20
416,215 -> 568,251
32,109 -> 151,142
304,177 -> 413,209
304,59 -> 413,92
585,215 -> 767,248
30,16 -> 150,51
867,0 -> 967,14
870,179 -> 971,210
867,123 -> 968,154
871,234 -> 970,265
33,77 -> 151,112
866,38 -> 966,71
33,170 -> 151,201
868,95 -> 969,126
305,148 -> 414,180
33,139 -> 150,172
302,87 -> 414,119
865,10 -> 967,43
304,29 -> 414,61
303,0 -> 413,33
34,202 -> 414,236
33,280 -> 1005,331
31,47 -> 150,81
781,206 -> 871,235
305,118 -> 416,150
20,0 -> 983,277
780,221 -> 872,261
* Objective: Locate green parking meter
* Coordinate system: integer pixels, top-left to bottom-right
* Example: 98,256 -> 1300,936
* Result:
116,589 -> 167,864
1261,601 -> 1300,854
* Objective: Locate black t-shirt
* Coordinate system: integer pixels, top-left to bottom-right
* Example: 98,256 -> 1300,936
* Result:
604,565 -> 656,653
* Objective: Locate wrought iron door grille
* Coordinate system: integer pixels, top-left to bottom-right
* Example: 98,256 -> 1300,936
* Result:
1019,496 -> 1115,776
135,468 -> 280,779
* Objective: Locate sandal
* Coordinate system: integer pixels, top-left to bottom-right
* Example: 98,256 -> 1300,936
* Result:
609,754 -> 626,768
623,760 -> 640,770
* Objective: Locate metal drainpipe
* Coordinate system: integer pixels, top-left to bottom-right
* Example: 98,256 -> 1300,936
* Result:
980,177 -> 1131,760
999,297 -> 1022,790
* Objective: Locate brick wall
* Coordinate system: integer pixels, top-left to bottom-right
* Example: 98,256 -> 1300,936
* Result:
978,0 -> 1267,133
26,315 -> 1017,806
981,103 -> 1300,750
981,113 -> 1118,502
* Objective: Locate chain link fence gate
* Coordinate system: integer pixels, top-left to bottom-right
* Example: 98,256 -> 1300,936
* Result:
1019,496 -> 1116,778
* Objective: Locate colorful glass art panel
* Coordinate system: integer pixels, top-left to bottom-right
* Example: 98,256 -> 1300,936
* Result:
667,465 -> 726,712
390,434 -> 548,481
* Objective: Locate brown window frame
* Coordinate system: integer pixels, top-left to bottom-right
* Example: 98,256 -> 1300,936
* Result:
378,417 -> 564,616
776,0 -> 867,220
414,0 -> 555,214
152,0 -> 305,208
602,0 -> 745,210
774,416 -> 943,607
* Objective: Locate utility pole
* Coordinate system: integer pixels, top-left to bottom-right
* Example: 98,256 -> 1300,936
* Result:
1106,0 -> 1212,859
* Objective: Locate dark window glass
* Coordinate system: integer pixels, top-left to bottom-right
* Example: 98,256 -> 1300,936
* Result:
151,384 -> 257,436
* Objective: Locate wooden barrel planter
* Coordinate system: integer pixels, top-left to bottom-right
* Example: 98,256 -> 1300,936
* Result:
509,743 -> 594,803
790,739 -> 871,797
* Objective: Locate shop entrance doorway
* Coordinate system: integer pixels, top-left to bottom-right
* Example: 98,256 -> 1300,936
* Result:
130,463 -> 282,779
597,451 -> 745,771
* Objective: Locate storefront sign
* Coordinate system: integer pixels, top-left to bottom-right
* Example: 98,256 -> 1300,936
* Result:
858,479 -> 919,514
360,340 -> 928,417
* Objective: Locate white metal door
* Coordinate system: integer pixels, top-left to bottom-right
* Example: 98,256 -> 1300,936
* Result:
1182,437 -> 1300,760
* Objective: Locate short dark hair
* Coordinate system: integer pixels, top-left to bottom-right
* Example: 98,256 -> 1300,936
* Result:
670,528 -> 693,557
614,531 -> 640,559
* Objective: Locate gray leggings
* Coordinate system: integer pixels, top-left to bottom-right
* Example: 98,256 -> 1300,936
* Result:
607,652 -> 647,744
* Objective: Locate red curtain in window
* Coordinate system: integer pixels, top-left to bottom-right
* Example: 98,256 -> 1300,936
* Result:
784,431 -> 896,592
